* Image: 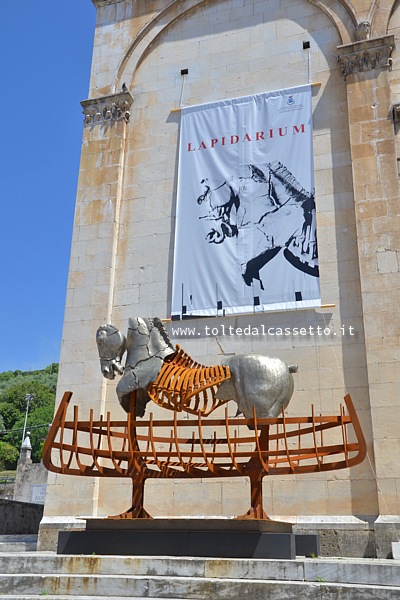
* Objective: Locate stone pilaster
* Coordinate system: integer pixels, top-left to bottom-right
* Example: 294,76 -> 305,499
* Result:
339,35 -> 400,515
41,92 -> 133,524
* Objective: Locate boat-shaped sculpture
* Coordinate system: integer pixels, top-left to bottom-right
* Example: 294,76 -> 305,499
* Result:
43,318 -> 366,520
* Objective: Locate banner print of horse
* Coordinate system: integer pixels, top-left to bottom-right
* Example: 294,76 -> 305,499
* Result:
196,161 -> 319,292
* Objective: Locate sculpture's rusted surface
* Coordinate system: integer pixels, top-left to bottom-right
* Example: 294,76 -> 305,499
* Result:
147,345 -> 231,415
43,387 -> 366,520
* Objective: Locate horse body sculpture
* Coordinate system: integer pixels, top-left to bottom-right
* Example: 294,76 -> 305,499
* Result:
217,355 -> 298,420
96,317 -> 297,420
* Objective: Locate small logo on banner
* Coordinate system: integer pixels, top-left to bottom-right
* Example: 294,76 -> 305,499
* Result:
279,94 -> 303,113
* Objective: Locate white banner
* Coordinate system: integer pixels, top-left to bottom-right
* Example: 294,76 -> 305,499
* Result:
172,85 -> 320,318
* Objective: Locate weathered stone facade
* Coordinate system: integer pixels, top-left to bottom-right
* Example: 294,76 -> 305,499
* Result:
40,0 -> 400,554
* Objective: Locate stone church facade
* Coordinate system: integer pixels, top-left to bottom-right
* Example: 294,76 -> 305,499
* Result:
39,0 -> 400,555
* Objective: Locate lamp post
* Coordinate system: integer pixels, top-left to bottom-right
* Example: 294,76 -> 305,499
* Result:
22,394 -> 33,444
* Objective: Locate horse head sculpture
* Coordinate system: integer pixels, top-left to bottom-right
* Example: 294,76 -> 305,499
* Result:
96,317 -> 297,421
97,317 -> 176,416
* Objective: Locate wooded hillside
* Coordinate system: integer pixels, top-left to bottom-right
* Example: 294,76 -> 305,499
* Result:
0,365 -> 58,468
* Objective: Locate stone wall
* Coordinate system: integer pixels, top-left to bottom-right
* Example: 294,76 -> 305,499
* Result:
13,463 -> 48,505
40,0 -> 400,549
0,499 -> 44,535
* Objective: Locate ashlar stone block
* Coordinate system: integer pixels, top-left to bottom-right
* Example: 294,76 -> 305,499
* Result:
376,251 -> 399,274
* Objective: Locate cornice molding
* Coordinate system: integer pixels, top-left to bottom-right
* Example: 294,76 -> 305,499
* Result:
81,91 -> 134,126
91,0 -> 126,7
337,35 -> 394,80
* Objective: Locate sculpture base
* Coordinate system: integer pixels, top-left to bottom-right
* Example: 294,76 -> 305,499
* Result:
57,519 -> 319,559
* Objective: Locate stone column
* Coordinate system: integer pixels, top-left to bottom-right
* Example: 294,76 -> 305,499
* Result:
79,90 -> 134,325
39,91 -> 133,549
337,36 -> 400,520
57,89 -> 134,414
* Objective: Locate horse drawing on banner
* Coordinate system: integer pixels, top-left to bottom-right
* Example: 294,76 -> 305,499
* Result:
196,161 -> 319,290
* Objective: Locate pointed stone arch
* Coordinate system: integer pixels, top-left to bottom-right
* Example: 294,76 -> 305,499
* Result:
371,0 -> 399,35
112,0 -> 359,92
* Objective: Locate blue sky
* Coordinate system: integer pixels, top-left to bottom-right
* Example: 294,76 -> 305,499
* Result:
0,1 -> 96,371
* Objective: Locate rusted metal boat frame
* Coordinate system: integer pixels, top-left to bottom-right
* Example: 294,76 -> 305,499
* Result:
43,391 -> 366,520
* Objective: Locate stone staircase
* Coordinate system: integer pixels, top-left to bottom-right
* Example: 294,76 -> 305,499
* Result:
0,553 -> 399,599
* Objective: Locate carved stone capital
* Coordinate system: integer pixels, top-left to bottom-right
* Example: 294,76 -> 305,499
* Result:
337,35 -> 394,80
91,0 -> 126,7
81,91 -> 134,126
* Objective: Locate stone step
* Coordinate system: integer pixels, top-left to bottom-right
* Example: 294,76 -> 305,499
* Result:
0,536 -> 37,553
0,573 -> 399,599
0,542 -> 37,552
0,553 -> 399,587
0,535 -> 38,542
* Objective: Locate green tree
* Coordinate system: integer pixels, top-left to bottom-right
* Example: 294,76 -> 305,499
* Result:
0,441 -> 19,470
0,382 -> 54,434
0,402 -> 21,432
0,364 -> 58,397
1,380 -> 54,414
